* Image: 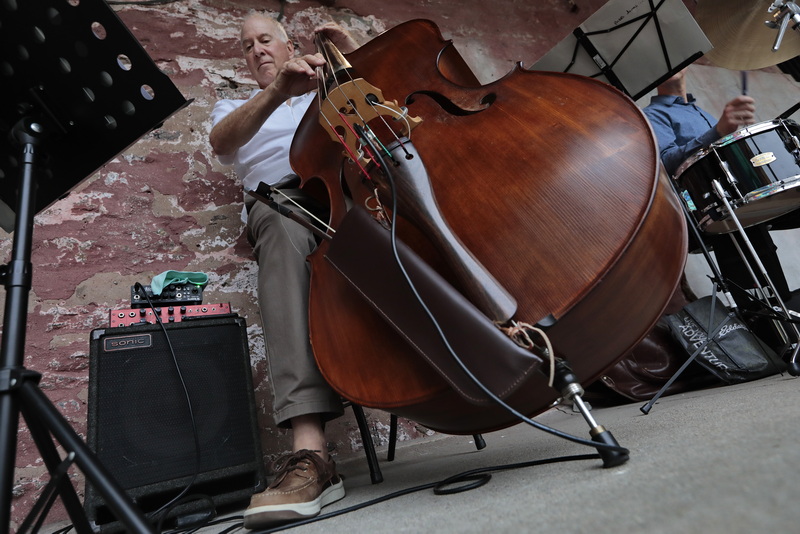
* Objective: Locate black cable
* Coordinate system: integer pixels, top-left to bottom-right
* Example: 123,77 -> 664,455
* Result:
433,472 -> 491,495
355,128 -> 628,456
242,453 -> 601,534
162,514 -> 244,534
132,282 -> 208,529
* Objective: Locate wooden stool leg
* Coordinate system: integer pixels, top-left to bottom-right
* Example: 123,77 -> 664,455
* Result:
350,403 -> 383,484
388,417 -> 486,460
387,414 -> 398,462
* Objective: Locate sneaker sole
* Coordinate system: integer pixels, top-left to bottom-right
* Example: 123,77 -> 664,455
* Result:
242,478 -> 345,528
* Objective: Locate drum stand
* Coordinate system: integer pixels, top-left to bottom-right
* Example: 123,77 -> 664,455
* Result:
642,179 -> 750,413
708,179 -> 800,375
644,173 -> 799,413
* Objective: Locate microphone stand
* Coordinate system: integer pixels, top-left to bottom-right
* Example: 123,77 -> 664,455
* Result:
767,1 -> 800,52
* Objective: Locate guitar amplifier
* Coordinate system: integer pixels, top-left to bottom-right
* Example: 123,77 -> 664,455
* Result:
84,315 -> 266,531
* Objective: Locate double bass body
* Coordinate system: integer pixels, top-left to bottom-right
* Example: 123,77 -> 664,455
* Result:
290,19 -> 687,434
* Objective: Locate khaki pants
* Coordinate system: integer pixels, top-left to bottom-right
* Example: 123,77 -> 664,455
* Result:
246,189 -> 343,428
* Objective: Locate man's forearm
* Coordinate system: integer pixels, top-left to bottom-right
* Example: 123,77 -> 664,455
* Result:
210,85 -> 285,156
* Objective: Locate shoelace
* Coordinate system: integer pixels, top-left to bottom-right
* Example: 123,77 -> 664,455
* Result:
268,450 -> 325,488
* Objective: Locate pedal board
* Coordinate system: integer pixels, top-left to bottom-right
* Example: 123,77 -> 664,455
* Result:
110,303 -> 232,327
130,283 -> 203,308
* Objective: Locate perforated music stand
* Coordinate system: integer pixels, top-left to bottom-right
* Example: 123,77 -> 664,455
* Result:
531,0 -> 713,101
0,1 -> 188,532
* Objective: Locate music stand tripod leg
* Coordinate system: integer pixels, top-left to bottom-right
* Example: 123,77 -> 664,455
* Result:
646,178 -> 750,413
0,122 -> 155,534
640,288 -> 735,414
15,370 -> 91,533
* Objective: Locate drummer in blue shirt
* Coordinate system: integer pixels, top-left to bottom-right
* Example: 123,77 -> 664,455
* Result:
643,68 -> 755,176
643,68 -> 793,308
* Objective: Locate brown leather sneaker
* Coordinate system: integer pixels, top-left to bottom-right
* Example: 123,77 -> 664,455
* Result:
242,449 -> 345,529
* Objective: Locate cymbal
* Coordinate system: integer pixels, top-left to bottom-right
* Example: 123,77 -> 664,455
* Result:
695,0 -> 800,70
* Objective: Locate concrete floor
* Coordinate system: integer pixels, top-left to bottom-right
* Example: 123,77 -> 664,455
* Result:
246,375 -> 800,534
42,371 -> 796,534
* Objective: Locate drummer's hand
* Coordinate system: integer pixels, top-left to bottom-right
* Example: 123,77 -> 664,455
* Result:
716,95 -> 756,137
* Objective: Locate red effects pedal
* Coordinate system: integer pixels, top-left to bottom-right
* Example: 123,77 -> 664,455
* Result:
109,303 -> 232,327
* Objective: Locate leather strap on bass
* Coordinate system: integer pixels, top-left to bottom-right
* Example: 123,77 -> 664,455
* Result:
325,205 -> 544,405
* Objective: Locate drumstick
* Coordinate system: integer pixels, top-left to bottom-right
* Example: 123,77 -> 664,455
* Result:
741,71 -> 748,96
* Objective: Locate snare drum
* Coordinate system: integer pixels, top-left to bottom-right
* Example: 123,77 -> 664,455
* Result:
674,118 -> 800,234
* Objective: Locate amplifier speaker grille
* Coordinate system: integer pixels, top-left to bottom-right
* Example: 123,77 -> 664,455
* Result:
84,315 -> 266,531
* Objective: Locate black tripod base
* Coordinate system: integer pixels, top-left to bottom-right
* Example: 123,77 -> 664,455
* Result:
12,374 -> 155,533
552,359 -> 630,468
591,426 -> 630,468
786,361 -> 800,376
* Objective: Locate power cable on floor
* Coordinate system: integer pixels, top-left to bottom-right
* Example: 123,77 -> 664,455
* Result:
159,453 -> 602,534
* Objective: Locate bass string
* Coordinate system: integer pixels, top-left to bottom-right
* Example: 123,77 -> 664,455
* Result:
313,32 -> 412,169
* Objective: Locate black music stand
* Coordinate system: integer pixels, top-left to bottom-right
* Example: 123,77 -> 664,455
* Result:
0,1 -> 188,532
531,0 -> 712,101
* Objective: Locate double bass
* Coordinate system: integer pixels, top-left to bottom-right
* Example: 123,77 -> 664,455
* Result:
288,20 -> 687,435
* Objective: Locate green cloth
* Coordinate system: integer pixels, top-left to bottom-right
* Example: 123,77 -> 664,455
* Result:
151,270 -> 208,295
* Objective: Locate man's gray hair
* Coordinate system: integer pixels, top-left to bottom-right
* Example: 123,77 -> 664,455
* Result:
242,10 -> 289,43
